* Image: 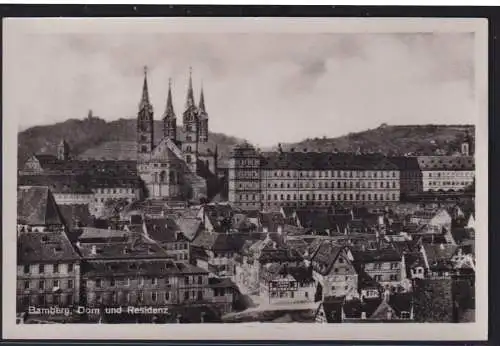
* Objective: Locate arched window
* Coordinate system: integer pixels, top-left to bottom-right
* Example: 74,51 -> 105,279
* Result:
186,146 -> 192,153
153,172 -> 159,183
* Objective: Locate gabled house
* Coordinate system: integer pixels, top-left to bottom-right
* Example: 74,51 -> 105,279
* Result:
142,218 -> 191,262
323,291 -> 414,323
17,231 -> 81,312
198,204 -> 234,233
352,249 -> 404,290
259,263 -> 315,305
191,232 -> 246,278
420,243 -> 458,278
235,233 -> 303,294
310,242 -> 358,300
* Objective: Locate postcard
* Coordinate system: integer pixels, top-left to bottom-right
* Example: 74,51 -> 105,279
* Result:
3,17 -> 488,340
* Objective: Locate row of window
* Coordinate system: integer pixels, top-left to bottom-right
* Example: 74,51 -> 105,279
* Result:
23,264 -> 74,274
270,170 -> 398,179
261,193 -> 399,202
22,279 -> 74,290
165,243 -> 189,251
94,188 -> 135,194
427,181 -> 471,186
20,293 -> 73,307
263,181 -> 398,189
427,171 -> 474,177
92,290 -> 176,304
86,275 -> 205,288
367,263 -> 399,270
373,274 -> 399,281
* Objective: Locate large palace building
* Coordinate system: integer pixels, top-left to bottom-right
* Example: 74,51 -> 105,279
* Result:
229,135 -> 475,210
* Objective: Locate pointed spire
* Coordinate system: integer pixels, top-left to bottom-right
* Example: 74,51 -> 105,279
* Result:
139,66 -> 151,111
165,78 -> 175,117
185,66 -> 195,110
199,81 -> 206,114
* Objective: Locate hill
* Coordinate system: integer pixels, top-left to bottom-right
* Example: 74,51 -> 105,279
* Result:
18,121 -> 475,169
274,124 -> 475,156
17,116 -> 245,168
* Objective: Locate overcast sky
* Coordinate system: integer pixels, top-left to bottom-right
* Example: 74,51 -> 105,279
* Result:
5,20 -> 475,147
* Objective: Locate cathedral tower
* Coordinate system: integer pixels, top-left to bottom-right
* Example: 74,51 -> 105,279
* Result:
198,83 -> 209,143
181,67 -> 199,172
137,66 -> 155,159
163,78 -> 177,141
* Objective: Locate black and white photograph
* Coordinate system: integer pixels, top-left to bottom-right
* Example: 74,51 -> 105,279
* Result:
3,17 -> 488,340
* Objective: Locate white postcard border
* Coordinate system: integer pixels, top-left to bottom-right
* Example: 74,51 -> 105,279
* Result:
2,17 -> 489,341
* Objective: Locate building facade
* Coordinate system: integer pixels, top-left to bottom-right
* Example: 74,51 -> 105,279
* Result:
136,67 -> 217,202
17,232 -> 81,312
228,138 -> 475,210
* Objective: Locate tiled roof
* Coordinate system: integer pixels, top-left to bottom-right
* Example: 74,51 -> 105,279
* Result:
33,156 -> 138,176
208,277 -> 238,290
176,217 -> 203,241
58,204 -> 93,229
78,227 -> 129,242
352,249 -> 401,263
260,263 -> 313,283
389,156 -> 421,170
450,227 -> 471,245
17,186 -> 65,226
82,259 -> 208,277
343,298 -> 382,319
18,174 -> 93,194
78,234 -> 168,260
311,241 -> 344,276
422,244 -> 458,264
78,141 -> 138,161
319,296 -> 344,323
357,269 -> 381,290
144,218 -> 186,243
191,232 -> 246,252
260,152 -> 399,171
18,231 -> 81,263
417,156 -> 474,171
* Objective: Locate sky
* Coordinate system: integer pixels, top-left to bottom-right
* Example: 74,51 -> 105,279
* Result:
4,20 -> 476,147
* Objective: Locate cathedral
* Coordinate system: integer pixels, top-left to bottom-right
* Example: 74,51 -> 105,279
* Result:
136,67 -> 218,201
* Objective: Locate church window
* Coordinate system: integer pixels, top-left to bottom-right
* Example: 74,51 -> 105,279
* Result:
186,146 -> 192,153
186,156 -> 192,163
